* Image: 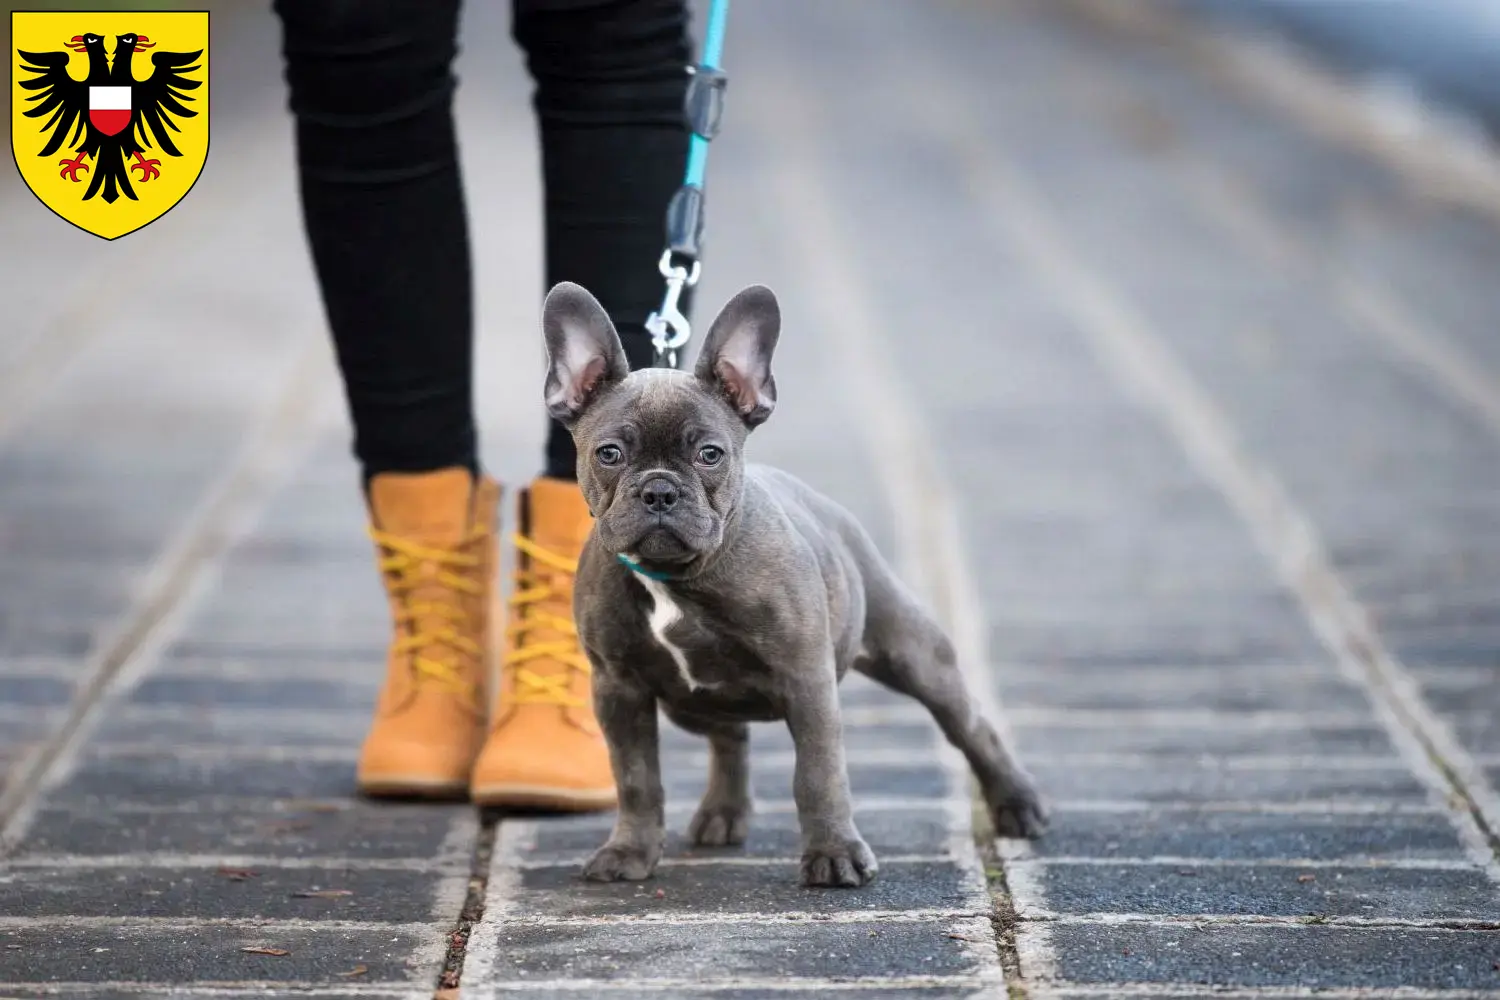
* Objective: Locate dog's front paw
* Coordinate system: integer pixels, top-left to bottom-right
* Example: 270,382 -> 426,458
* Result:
801,836 -> 878,888
687,798 -> 751,847
582,841 -> 660,882
988,781 -> 1049,839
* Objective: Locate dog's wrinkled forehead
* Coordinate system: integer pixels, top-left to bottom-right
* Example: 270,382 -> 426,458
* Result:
579,369 -> 743,447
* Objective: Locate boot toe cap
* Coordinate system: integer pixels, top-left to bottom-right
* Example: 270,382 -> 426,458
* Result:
470,713 -> 616,811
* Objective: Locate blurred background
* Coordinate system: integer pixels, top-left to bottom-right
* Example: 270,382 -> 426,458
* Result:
3,0 -> 1500,993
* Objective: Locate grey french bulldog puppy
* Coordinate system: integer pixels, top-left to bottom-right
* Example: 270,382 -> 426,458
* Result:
542,280 -> 1047,888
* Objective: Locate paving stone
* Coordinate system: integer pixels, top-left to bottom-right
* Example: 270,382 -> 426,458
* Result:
93,707 -> 373,748
664,760 -> 955,803
1031,762 -> 1430,803
160,641 -> 386,664
127,676 -> 376,712
0,865 -> 448,921
1,992 -> 419,1000
1049,923 -> 1500,988
1448,712 -> 1500,755
1035,862 -> 1497,919
998,669 -> 1367,713
0,707 -> 63,745
14,802 -> 465,860
49,754 -> 356,804
0,676 -> 76,707
1011,721 -> 1398,757
508,860 -> 980,918
1028,809 -> 1468,861
0,922 -> 437,985
487,919 -> 989,981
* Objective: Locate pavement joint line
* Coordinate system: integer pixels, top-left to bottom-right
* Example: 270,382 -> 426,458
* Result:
0,916 -> 438,931
1044,800 -> 1445,816
20,793 -> 966,817
434,811 -> 497,997
1037,986 -> 1500,1000
1029,913 -> 1500,932
912,59 -> 1500,883
751,61 -> 1026,998
0,340 -> 336,851
1007,754 -> 1414,771
1043,0 -> 1500,226
72,741 -> 959,768
81,743 -> 364,763
1,854 -> 466,872
0,984 -> 421,998
479,976 -> 995,993
1007,708 -> 1389,727
1005,856 -> 1480,871
669,748 -> 1417,772
991,839 -> 1059,982
509,852 -> 958,870
492,909 -> 989,927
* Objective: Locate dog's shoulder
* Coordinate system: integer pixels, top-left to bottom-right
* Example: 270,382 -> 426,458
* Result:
746,464 -> 866,541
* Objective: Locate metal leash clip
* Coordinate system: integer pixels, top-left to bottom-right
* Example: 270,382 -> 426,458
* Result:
645,249 -> 701,369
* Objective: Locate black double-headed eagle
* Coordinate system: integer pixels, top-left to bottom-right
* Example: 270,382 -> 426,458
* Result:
18,31 -> 202,203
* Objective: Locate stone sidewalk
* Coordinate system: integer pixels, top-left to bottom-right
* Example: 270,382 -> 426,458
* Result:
3,0 -> 1500,997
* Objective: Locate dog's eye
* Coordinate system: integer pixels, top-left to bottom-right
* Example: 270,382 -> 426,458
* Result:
596,444 -> 623,466
697,445 -> 724,466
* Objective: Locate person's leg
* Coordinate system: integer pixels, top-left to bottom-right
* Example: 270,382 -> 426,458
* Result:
278,0 -> 477,478
523,0 -> 694,480
470,0 -> 691,808
276,0 -> 495,798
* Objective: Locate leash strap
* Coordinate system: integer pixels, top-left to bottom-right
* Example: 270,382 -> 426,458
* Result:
646,0 -> 731,369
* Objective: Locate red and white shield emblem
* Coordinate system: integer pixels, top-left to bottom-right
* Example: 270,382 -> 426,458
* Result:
88,86 -> 131,137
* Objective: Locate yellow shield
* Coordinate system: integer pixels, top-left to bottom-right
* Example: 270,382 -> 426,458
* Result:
11,11 -> 208,240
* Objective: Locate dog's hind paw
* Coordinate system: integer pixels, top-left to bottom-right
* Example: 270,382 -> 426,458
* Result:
687,800 -> 751,847
989,785 -> 1050,839
801,836 -> 878,888
582,841 -> 659,882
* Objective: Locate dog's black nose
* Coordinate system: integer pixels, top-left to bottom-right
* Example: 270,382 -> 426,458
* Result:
641,477 -> 679,513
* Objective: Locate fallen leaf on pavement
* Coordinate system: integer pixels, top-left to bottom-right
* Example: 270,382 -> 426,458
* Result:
337,964 -> 369,978
240,947 -> 289,956
290,889 -> 354,899
217,867 -> 258,881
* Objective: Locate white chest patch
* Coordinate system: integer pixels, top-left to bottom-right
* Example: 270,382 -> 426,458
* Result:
636,576 -> 704,691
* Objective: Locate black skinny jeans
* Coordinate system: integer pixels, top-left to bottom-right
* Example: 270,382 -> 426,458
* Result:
274,0 -> 692,481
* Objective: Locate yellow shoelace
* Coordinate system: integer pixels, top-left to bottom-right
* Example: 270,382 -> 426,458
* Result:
369,526 -> 486,706
504,533 -> 592,708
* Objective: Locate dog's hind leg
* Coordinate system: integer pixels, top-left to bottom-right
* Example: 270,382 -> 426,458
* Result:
665,710 -> 752,846
857,586 -> 1048,839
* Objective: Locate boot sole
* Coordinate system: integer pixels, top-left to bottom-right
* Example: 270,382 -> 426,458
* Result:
358,775 -> 471,801
470,782 -> 617,812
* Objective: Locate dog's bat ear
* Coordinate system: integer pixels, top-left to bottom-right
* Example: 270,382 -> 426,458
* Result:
694,284 -> 780,428
543,282 -> 630,424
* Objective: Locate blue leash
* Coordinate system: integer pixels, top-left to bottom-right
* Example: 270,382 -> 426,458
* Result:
645,0 -> 731,369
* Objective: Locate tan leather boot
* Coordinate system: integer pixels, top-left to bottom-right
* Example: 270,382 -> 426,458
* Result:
470,476 -> 616,810
357,468 -> 498,798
